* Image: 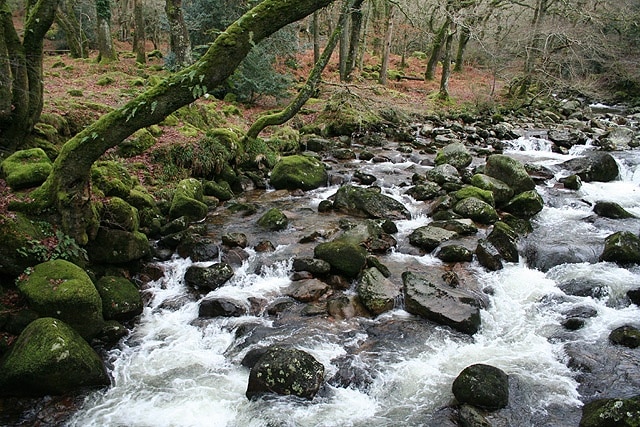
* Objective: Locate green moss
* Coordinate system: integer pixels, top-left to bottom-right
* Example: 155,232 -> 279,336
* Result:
169,178 -> 208,220
0,213 -> 46,277
94,276 -> 143,321
314,240 -> 367,278
257,208 -> 288,231
269,155 -> 328,191
454,186 -> 495,206
100,197 -> 139,232
0,148 -> 53,190
117,128 -> 157,158
317,89 -> 383,137
96,75 -> 115,86
91,160 -> 136,198
67,89 -> 83,97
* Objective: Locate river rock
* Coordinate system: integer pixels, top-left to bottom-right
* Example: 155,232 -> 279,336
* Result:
435,142 -> 473,169
560,174 -> 582,190
100,197 -> 139,232
0,148 -> 52,190
609,325 -> 640,348
436,245 -> 474,262
503,190 -> 544,218
176,235 -> 219,261
405,182 -> 443,201
199,297 -> 247,317
486,222 -> 519,263
628,288 -> 640,305
402,271 -> 481,334
332,185 -> 411,220
593,201 -> 636,219
94,276 -> 143,321
579,396 -> 640,427
453,197 -> 499,224
246,346 -> 325,400
600,231 -> 640,264
356,267 -> 400,315
485,154 -> 535,194
257,207 -> 288,231
476,239 -> 504,271
286,278 -> 331,302
452,364 -> 509,410
184,263 -> 234,291
169,178 -> 208,220
293,258 -> 331,276
222,232 -> 248,248
598,126 -> 637,151
0,317 -> 109,396
87,227 -> 150,264
0,213 -> 48,277
454,186 -> 495,206
427,164 -> 464,191
561,151 -> 619,182
269,155 -> 328,191
314,240 -> 368,278
470,174 -> 514,207
203,179 -> 234,201
430,218 -> 478,235
408,225 -> 457,252
16,259 -> 104,339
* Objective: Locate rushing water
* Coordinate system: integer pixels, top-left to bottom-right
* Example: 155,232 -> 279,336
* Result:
67,136 -> 640,427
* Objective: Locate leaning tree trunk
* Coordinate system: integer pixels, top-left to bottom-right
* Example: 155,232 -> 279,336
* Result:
245,0 -> 353,140
438,22 -> 455,100
133,0 -> 146,64
425,16 -> 450,81
56,0 -> 89,58
165,0 -> 192,69
0,0 -> 60,154
21,0 -> 337,245
96,0 -> 117,63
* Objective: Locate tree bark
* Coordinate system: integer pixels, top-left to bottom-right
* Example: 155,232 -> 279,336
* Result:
454,22 -> 470,72
245,0 -> 353,141
425,16 -> 450,81
56,0 -> 89,58
344,0 -> 364,81
23,0 -> 337,244
0,0 -> 60,154
96,0 -> 117,63
133,0 -> 146,64
165,0 -> 192,69
313,11 -> 320,62
438,22 -> 456,100
379,2 -> 393,85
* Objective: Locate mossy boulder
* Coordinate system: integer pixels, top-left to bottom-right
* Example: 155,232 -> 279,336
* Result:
269,155 -> 328,191
356,267 -> 400,315
0,213 -> 46,277
16,259 -> 104,339
470,174 -> 514,207
100,197 -> 139,232
246,346 -> 325,400
203,180 -> 234,201
126,187 -> 158,211
91,160 -> 135,198
408,225 -> 458,252
86,227 -> 150,264
579,396 -> 640,427
257,208 -> 289,231
562,151 -> 620,183
332,185 -> 411,220
609,325 -> 640,348
503,190 -> 544,218
436,245 -> 474,262
0,148 -> 52,190
169,178 -> 208,220
452,364 -> 509,410
0,317 -> 109,396
94,276 -> 143,321
487,221 -> 520,263
600,231 -> 640,265
454,186 -> 495,206
593,201 -> 636,219
435,142 -> 473,169
485,154 -> 535,195
117,128 -> 157,157
316,89 -> 383,137
314,240 -> 368,278
453,197 -> 499,224
427,164 -> 464,191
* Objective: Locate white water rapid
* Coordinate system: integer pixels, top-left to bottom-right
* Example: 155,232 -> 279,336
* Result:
67,136 -> 640,427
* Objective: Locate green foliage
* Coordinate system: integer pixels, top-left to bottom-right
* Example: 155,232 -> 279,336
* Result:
17,222 -> 88,264
96,76 -> 115,86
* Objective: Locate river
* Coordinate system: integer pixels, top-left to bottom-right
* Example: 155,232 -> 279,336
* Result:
67,133 -> 640,426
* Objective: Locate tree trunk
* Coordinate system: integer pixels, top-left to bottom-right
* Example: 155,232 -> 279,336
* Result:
438,22 -> 456,100
246,0 -> 353,141
0,0 -> 60,154
338,12 -> 350,80
379,2 -> 393,86
516,0 -> 549,96
133,0 -> 146,64
22,0 -> 337,244
313,11 -> 320,62
344,0 -> 364,81
453,22 -> 470,72
425,16 -> 450,81
96,0 -> 117,63
56,0 -> 89,58
165,0 -> 192,69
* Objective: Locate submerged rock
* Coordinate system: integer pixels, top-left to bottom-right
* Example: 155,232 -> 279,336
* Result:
246,346 -> 325,400
452,364 -> 509,410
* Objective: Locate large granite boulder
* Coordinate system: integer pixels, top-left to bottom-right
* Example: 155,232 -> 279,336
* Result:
435,142 -> 473,169
0,148 -> 52,190
16,259 -> 104,339
94,276 -> 143,321
579,396 -> 640,427
402,271 -> 482,334
470,174 -> 514,207
270,155 -> 328,191
246,346 -> 325,400
356,267 -> 400,315
184,263 -> 234,292
561,151 -> 619,182
314,240 -> 368,278
503,190 -> 544,218
600,231 -> 640,265
485,154 -> 535,194
169,178 -> 208,220
332,185 -> 411,220
0,317 -> 109,396
453,197 -> 499,225
86,227 -> 150,264
452,364 -> 509,410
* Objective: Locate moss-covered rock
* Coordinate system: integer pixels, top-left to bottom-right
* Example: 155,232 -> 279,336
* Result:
100,197 -> 139,232
454,186 -> 495,206
408,225 -> 458,252
203,180 -> 234,201
16,259 -> 104,339
257,208 -> 289,231
86,227 -> 150,264
316,89 -> 383,137
332,185 -> 411,220
0,317 -> 109,396
246,346 -> 325,400
169,178 -> 208,220
435,142 -> 472,169
0,148 -> 52,190
356,267 -> 399,315
452,364 -> 509,410
470,173 -> 515,207
91,160 -> 135,198
485,154 -> 535,195
94,276 -> 143,321
436,245 -> 474,262
579,396 -> 640,427
593,201 -> 636,219
270,155 -> 328,191
117,128 -> 157,158
600,231 -> 640,265
503,190 -> 544,218
453,197 -> 499,224
314,240 -> 367,278
0,214 -> 47,277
